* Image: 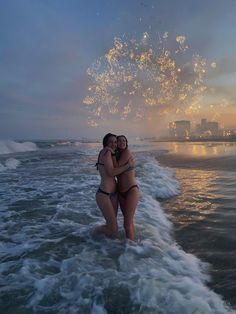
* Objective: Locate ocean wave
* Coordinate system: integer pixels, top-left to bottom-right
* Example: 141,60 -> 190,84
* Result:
0,140 -> 38,155
54,140 -> 73,146
0,145 -> 234,313
22,195 -> 233,313
137,154 -> 180,199
0,158 -> 21,171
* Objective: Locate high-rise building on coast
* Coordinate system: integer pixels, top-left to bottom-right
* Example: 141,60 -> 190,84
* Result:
195,119 -> 219,137
167,118 -> 235,141
169,120 -> 191,139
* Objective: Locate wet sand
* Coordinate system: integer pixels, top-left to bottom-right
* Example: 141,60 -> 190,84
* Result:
157,153 -> 236,171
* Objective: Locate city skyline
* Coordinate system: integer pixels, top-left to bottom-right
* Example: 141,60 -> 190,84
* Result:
1,1 -> 236,140
168,117 -> 236,140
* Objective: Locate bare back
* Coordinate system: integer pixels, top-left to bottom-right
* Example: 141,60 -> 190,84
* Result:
97,149 -> 117,193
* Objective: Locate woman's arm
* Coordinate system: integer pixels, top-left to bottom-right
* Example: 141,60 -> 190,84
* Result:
117,149 -> 133,166
103,147 -> 119,168
112,154 -> 119,168
103,150 -> 133,176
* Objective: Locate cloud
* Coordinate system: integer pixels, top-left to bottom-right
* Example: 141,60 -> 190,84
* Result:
205,80 -> 236,106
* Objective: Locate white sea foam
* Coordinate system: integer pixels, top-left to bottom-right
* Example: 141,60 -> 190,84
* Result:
137,154 -> 180,199
0,140 -> 38,155
55,140 -> 73,146
0,158 -> 21,171
0,143 -> 234,313
26,156 -> 233,313
5,158 -> 21,169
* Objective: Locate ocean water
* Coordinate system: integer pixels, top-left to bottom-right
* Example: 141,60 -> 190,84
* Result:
157,142 -> 236,310
0,139 -> 235,314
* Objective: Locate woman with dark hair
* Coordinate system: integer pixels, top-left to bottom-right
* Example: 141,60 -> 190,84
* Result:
95,133 -> 134,238
115,135 -> 140,240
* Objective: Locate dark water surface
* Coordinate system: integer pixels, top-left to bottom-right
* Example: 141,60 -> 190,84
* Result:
158,143 -> 236,309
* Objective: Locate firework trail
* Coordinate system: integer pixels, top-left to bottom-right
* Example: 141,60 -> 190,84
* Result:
84,32 -> 215,126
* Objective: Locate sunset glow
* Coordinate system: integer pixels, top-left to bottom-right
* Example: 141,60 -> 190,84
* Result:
0,0 -> 236,139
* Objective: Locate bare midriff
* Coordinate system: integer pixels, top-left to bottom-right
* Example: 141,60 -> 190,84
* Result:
98,165 -> 117,193
117,169 -> 137,192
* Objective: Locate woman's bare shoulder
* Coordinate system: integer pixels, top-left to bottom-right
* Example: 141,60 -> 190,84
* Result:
122,148 -> 132,157
118,148 -> 132,165
100,148 -> 112,160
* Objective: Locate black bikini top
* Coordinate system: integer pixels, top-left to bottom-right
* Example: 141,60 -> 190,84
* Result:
95,151 -> 105,170
95,161 -> 104,169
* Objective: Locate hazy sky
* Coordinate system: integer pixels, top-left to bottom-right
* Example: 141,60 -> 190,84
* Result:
1,0 -> 236,139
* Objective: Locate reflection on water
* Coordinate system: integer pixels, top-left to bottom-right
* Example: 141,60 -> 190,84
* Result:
169,142 -> 236,157
160,149 -> 236,308
164,169 -> 218,226
155,141 -> 236,172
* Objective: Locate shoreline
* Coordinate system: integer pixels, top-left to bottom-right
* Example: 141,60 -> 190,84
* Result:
158,154 -> 236,309
149,138 -> 236,143
157,153 -> 236,171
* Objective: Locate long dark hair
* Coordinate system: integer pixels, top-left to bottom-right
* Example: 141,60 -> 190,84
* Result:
116,135 -> 128,161
117,135 -> 128,149
102,133 -> 117,147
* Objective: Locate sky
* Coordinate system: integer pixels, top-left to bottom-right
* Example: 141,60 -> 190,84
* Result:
1,0 -> 236,140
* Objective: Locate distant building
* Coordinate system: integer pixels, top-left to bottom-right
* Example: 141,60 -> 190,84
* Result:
169,120 -> 191,139
195,118 -> 219,137
219,129 -> 236,137
167,118 -> 235,141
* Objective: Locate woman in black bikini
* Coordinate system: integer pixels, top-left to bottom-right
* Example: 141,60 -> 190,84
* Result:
95,133 -> 134,238
116,135 -> 140,240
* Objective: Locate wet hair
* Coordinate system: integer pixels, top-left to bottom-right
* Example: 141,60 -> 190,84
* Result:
117,135 -> 128,149
102,133 -> 117,148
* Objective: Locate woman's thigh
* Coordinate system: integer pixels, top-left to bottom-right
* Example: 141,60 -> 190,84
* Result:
123,188 -> 140,221
96,193 -> 117,224
110,194 -> 118,216
118,194 -> 125,215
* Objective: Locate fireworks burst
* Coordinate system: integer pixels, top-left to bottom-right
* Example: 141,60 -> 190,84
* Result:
83,32 -> 214,126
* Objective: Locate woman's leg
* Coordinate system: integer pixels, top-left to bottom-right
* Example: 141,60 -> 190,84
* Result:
118,194 -> 125,216
122,188 -> 140,241
95,193 -> 118,237
110,193 -> 118,217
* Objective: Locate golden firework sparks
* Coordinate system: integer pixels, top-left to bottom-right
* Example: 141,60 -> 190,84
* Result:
84,32 -> 210,125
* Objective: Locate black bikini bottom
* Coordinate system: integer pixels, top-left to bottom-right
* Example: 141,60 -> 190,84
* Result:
118,185 -> 139,199
97,187 -> 116,198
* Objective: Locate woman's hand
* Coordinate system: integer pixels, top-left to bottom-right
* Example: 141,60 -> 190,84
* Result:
104,147 -> 115,154
127,155 -> 135,167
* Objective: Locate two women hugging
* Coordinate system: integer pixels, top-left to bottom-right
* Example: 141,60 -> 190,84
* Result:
95,133 -> 140,241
